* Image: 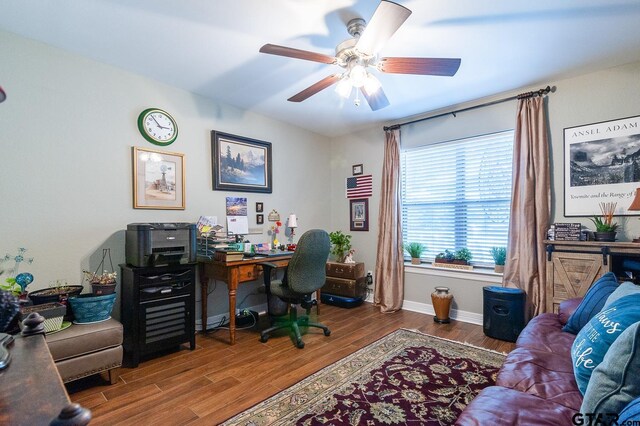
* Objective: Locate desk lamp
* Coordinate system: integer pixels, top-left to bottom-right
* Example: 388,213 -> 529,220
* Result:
288,214 -> 298,237
628,188 -> 640,242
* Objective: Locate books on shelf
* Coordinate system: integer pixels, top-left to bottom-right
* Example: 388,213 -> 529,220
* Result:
550,223 -> 581,241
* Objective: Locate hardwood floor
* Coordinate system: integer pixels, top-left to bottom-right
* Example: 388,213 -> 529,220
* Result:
67,303 -> 516,425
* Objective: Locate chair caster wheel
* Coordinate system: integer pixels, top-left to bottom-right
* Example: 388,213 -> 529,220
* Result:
324,329 -> 331,336
296,340 -> 305,349
260,335 -> 269,343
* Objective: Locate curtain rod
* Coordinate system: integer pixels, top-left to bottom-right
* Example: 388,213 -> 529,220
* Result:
383,85 -> 553,131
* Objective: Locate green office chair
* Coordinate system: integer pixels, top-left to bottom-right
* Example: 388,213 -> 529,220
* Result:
259,229 -> 331,348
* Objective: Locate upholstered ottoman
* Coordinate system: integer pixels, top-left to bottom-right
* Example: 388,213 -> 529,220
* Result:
45,318 -> 123,384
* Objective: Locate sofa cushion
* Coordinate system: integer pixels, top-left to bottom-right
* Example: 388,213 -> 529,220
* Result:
581,321 -> 640,416
563,272 -> 619,334
516,313 -> 575,356
571,294 -> 640,394
603,281 -> 640,309
46,317 -> 123,362
558,297 -> 583,326
495,347 -> 582,410
618,396 -> 640,424
454,386 -> 577,426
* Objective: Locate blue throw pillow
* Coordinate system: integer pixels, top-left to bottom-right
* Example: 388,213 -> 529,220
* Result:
603,281 -> 640,310
581,322 -> 640,416
571,294 -> 640,395
619,396 -> 640,423
563,272 -> 619,334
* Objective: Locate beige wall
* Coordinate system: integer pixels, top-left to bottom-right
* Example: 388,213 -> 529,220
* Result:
330,60 -> 640,319
0,31 -> 332,323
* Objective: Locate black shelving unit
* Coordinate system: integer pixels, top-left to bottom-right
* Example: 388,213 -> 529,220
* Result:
120,263 -> 196,368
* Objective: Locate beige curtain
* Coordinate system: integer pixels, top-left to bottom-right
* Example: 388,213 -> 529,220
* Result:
374,127 -> 404,313
503,96 -> 550,319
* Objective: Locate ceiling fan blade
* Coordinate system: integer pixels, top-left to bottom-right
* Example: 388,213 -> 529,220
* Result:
356,1 -> 412,56
288,74 -> 341,102
259,44 -> 336,64
378,57 -> 462,76
361,86 -> 390,111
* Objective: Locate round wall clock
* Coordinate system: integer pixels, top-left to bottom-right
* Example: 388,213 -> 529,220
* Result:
137,108 -> 178,146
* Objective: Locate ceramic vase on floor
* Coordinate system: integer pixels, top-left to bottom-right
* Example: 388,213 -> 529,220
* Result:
431,286 -> 453,324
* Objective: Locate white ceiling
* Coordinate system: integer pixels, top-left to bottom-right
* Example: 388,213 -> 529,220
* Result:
2,0 -> 640,137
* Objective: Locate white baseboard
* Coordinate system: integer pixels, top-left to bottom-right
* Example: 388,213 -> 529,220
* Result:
402,299 -> 483,326
365,290 -> 482,325
201,296 -> 482,331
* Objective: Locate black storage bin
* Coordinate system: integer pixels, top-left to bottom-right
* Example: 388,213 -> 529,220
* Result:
483,286 -> 525,342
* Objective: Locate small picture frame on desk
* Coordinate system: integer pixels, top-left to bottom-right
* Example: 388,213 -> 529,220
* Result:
352,164 -> 363,176
256,214 -> 264,225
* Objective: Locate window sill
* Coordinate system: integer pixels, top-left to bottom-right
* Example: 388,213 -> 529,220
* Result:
404,262 -> 503,283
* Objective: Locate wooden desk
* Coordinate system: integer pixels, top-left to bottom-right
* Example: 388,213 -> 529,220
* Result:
199,253 -> 293,345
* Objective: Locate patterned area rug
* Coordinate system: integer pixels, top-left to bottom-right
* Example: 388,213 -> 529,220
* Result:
222,328 -> 505,425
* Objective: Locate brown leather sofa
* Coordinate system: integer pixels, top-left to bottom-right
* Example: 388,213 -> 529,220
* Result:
456,298 -> 583,425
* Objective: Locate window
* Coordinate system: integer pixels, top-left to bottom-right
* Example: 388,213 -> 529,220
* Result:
401,130 -> 514,266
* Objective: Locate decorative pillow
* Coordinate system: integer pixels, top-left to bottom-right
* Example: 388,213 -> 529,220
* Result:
618,396 -> 640,424
563,272 -> 619,334
581,321 -> 640,415
603,281 -> 640,309
571,293 -> 640,394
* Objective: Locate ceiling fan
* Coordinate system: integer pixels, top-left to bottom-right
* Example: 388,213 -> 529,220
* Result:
259,0 -> 461,111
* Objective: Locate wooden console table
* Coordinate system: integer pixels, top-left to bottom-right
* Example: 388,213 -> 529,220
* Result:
545,240 -> 640,313
199,253 -> 293,345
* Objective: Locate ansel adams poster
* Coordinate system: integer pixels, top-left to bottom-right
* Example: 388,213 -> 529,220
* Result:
565,115 -> 640,216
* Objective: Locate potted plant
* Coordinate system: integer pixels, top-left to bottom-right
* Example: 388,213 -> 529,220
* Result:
491,247 -> 507,273
404,242 -> 425,265
329,231 -> 352,263
435,249 -> 456,264
454,248 -> 473,265
83,270 -> 117,295
590,202 -> 618,242
28,280 -> 84,321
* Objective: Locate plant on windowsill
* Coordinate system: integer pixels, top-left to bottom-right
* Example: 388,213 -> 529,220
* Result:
404,242 -> 425,265
491,247 -> 507,273
434,248 -> 473,270
329,231 -> 353,263
590,202 -> 618,242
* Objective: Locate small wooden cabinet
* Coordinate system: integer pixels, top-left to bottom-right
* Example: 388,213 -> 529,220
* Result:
545,240 -> 640,313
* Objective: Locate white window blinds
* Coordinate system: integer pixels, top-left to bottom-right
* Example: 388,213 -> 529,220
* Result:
401,130 -> 514,266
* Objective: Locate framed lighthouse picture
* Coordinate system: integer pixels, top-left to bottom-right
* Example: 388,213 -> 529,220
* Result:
132,146 -> 185,209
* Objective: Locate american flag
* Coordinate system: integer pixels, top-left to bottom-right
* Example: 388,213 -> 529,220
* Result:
346,175 -> 373,198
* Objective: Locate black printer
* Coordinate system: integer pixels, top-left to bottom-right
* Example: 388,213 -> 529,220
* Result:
125,223 -> 196,267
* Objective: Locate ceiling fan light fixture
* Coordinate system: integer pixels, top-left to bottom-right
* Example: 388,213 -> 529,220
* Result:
335,77 -> 353,98
363,73 -> 381,95
349,64 -> 367,88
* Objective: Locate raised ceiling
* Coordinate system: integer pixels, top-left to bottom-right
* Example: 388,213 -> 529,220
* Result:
1,0 -> 640,137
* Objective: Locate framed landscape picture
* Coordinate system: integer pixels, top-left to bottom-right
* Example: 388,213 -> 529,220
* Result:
564,115 -> 640,216
132,147 -> 185,209
211,131 -> 272,193
350,198 -> 369,231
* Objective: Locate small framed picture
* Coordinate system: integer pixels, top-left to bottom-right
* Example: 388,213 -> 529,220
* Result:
256,202 -> 264,213
352,164 -> 363,176
350,198 -> 369,231
256,214 -> 264,225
